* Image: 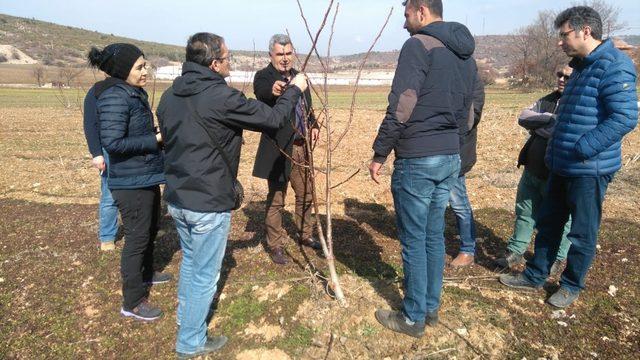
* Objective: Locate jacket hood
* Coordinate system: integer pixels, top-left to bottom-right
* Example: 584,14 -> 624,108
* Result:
172,61 -> 226,97
417,21 -> 475,59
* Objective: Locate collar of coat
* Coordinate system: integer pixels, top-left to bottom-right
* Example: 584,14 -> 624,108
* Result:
569,38 -> 612,69
93,77 -> 147,100
265,62 -> 299,80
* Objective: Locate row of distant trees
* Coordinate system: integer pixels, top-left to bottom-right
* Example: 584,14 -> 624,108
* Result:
31,65 -> 84,87
507,0 -> 633,88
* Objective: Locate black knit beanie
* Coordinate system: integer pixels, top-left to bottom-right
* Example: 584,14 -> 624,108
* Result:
88,43 -> 144,80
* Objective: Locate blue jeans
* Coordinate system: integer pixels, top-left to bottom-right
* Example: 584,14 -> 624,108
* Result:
98,152 -> 118,242
449,175 -> 476,255
392,154 -> 460,323
168,203 -> 231,354
523,173 -> 612,292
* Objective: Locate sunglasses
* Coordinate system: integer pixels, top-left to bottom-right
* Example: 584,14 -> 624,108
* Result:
556,72 -> 571,80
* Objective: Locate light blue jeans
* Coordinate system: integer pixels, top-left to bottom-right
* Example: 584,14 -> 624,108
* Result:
448,175 -> 476,255
98,152 -> 118,242
168,203 -> 231,354
392,154 -> 460,323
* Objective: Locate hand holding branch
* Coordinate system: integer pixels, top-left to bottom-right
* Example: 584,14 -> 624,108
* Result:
290,73 -> 308,93
272,80 -> 287,96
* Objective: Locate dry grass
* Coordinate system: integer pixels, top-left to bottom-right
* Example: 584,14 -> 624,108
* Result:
0,85 -> 638,359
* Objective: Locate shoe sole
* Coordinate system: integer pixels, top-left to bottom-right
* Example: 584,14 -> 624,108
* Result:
143,279 -> 171,286
120,308 -> 162,321
498,277 -> 541,291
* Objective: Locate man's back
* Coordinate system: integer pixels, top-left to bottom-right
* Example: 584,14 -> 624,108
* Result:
373,21 -> 477,162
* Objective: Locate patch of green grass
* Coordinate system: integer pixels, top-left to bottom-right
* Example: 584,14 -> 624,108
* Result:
219,293 -> 266,334
275,324 -> 314,352
0,88 -> 87,108
361,322 -> 379,337
276,283 -> 310,319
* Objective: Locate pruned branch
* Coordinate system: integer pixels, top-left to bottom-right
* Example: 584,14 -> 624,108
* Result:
332,6 -> 393,151
296,0 -> 335,72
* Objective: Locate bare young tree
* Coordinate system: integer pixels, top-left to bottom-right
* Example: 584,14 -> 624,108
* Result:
32,65 -> 46,87
277,0 -> 393,306
574,0 -> 627,38
58,66 -> 84,87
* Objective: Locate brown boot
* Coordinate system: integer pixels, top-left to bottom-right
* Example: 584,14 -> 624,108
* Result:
451,253 -> 474,267
269,247 -> 289,265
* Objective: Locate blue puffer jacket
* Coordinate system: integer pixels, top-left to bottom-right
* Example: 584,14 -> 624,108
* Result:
97,79 -> 165,189
546,39 -> 638,177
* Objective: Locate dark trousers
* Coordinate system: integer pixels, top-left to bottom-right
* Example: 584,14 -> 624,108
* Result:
523,173 -> 612,292
112,185 -> 161,310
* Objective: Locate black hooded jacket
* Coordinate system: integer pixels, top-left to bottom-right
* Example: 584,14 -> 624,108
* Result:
373,21 -> 479,163
157,62 -> 302,212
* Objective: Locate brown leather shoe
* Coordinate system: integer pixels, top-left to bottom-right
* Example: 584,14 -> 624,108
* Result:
269,248 -> 289,265
299,237 -> 322,250
451,253 -> 474,267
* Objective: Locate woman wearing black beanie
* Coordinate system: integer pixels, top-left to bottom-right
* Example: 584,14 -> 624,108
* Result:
88,43 -> 169,321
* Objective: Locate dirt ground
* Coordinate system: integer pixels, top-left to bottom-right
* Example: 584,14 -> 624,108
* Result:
0,87 -> 639,359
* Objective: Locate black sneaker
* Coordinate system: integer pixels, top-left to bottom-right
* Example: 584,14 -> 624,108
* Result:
425,311 -> 439,327
496,251 -> 525,268
375,309 -> 425,338
176,335 -> 228,359
120,300 -> 163,321
499,273 -> 541,291
299,237 -> 322,250
144,271 -> 173,286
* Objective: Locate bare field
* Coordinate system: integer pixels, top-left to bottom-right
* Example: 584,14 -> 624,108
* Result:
0,86 -> 639,359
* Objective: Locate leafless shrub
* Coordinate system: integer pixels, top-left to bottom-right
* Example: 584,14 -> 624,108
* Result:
507,10 -> 565,88
477,61 -> 499,85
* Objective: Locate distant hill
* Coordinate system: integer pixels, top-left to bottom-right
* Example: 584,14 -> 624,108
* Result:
0,13 -> 637,73
619,35 -> 640,47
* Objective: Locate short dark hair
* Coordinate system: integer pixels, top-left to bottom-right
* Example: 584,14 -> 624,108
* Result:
402,0 -> 443,18
186,32 -> 225,67
554,6 -> 603,40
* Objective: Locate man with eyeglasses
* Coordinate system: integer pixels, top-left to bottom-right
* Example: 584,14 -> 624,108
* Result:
497,65 -> 573,275
252,34 -> 321,265
500,6 -> 637,309
157,32 -> 308,358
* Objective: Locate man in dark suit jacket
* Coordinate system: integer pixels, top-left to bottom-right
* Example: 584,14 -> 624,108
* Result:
252,34 -> 320,265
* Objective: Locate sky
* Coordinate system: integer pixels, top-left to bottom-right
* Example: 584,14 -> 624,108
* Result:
1,0 -> 639,55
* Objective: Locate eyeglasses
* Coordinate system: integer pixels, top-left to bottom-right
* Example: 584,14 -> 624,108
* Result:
556,72 -> 571,80
215,53 -> 233,63
558,29 -> 575,40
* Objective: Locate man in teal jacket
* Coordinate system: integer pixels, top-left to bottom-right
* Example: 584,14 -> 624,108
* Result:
500,6 -> 638,308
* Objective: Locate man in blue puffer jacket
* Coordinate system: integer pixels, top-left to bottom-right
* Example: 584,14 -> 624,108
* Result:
500,6 -> 638,308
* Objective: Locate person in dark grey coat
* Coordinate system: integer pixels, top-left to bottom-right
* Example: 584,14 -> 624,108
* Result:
157,32 -> 308,358
369,0 -> 478,338
251,34 -> 321,265
448,72 -> 485,267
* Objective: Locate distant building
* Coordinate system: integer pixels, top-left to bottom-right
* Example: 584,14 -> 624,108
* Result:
154,65 -> 395,86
